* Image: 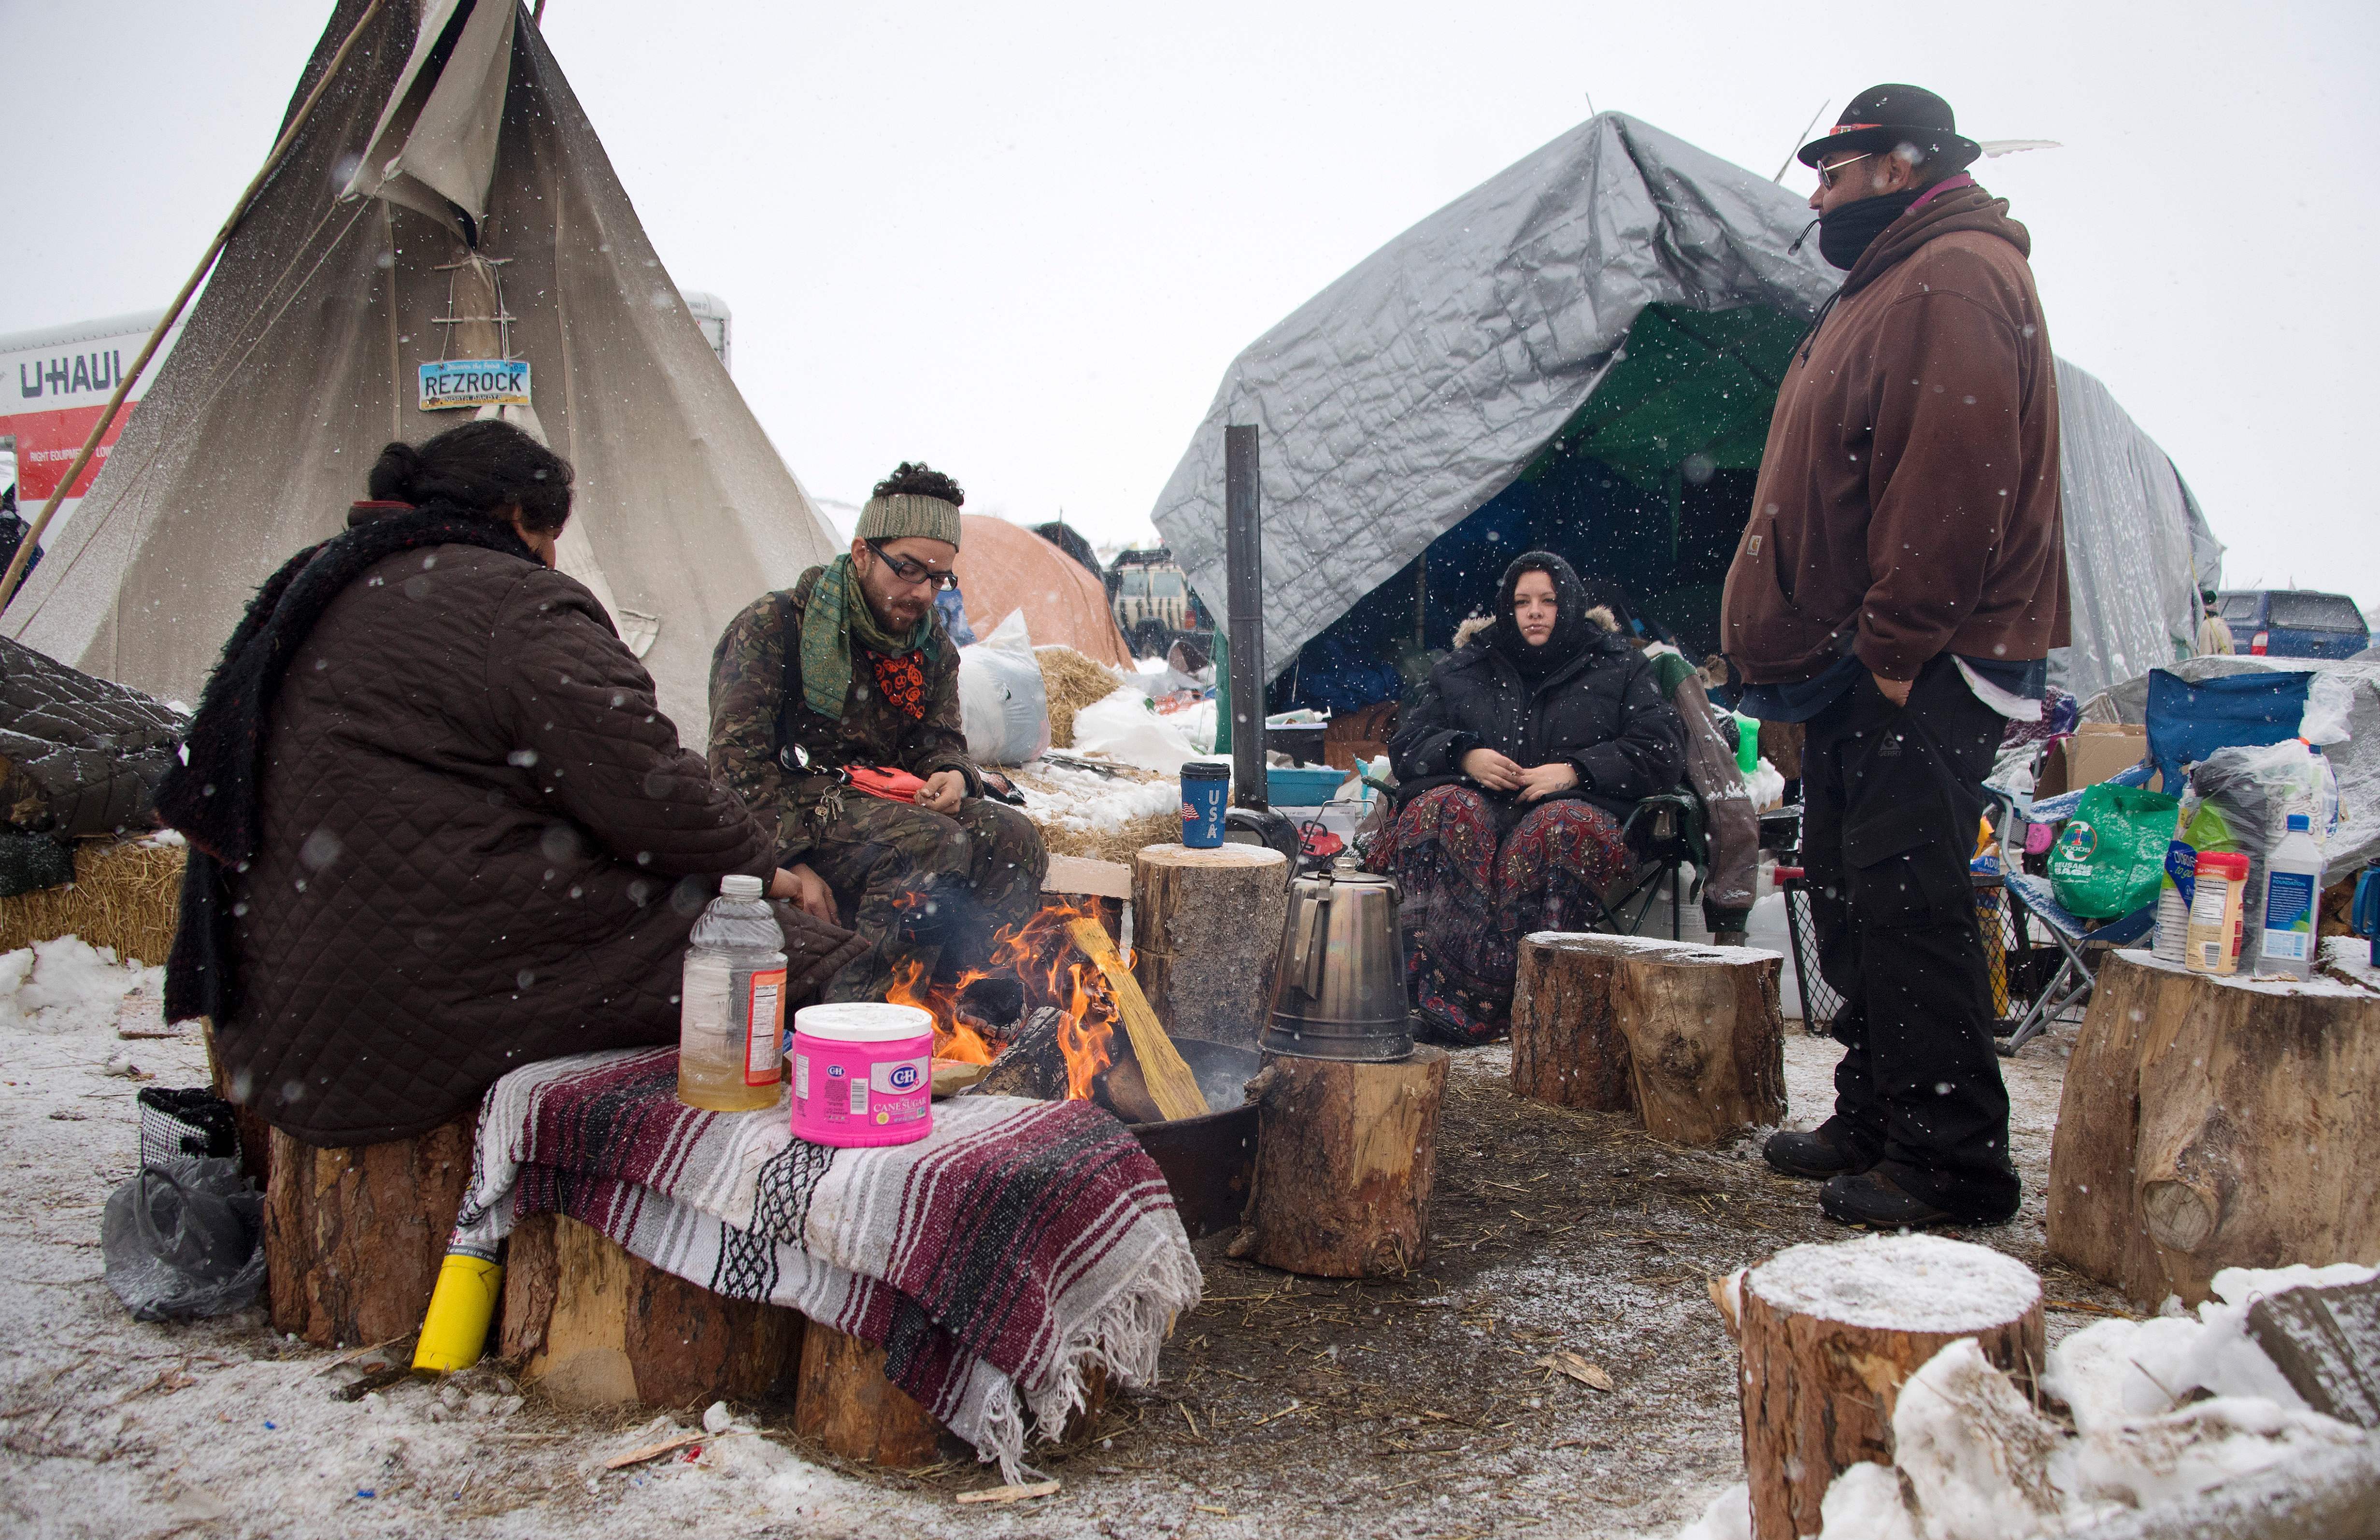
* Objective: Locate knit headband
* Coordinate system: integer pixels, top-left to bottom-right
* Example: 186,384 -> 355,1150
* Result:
855,493 -> 962,550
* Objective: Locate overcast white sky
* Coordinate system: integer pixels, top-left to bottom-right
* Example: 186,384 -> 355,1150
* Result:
5,0 -> 2376,612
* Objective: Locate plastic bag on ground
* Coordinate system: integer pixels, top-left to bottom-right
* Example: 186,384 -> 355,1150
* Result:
1069,687 -> 1203,774
957,610 -> 1052,766
102,1156 -> 266,1322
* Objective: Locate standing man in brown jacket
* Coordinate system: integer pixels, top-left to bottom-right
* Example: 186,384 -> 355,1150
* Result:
1721,86 -> 2068,1229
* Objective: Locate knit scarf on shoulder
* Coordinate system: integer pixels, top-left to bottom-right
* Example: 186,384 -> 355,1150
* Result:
157,505 -> 536,1024
798,554 -> 936,722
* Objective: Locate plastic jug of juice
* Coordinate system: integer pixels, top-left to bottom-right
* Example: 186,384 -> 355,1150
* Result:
676,874 -> 789,1111
2256,812 -> 2324,980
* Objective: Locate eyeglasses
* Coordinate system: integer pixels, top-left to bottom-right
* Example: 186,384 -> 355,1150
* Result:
866,539 -> 958,592
1816,151 -> 1879,191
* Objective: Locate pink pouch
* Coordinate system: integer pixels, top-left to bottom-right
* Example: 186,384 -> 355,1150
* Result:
2023,822 -> 2054,856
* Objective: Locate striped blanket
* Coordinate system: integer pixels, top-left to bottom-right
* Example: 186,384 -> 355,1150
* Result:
453,1048 -> 1201,1479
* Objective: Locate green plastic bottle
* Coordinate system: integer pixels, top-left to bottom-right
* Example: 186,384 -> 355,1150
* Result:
1734,713 -> 1760,776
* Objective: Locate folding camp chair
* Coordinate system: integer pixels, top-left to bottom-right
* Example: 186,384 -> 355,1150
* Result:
1982,765 -> 2160,1054
1579,788 -> 1708,939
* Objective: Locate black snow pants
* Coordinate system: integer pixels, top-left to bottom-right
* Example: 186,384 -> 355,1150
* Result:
1801,655 -> 2020,1222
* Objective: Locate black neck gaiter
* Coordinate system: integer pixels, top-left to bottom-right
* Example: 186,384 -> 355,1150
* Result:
1818,188 -> 1923,270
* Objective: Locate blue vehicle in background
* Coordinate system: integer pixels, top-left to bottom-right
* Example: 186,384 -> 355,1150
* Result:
2215,590 -> 2370,659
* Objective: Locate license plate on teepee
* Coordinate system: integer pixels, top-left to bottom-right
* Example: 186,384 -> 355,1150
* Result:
418,359 -> 531,410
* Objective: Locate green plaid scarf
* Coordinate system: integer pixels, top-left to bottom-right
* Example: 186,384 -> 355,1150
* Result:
798,555 -> 936,721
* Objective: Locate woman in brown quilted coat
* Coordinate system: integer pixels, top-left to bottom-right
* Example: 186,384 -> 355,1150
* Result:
159,420 -> 863,1147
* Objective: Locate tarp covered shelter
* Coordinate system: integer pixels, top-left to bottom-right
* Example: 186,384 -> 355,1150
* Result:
1152,113 -> 2220,708
4,0 -> 839,740
952,515 -> 1134,669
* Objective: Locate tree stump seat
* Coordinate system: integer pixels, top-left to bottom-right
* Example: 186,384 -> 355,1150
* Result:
264,1117 -> 474,1347
2047,948 -> 2380,1308
1716,1234 -> 2044,1540
1131,842 -> 1290,1052
1510,933 -> 1784,1145
1238,1046 -> 1448,1278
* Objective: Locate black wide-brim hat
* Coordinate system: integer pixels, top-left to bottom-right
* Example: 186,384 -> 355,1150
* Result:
1797,83 -> 1981,171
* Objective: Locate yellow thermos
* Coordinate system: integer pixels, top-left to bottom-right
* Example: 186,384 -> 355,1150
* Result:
412,1241 -> 504,1373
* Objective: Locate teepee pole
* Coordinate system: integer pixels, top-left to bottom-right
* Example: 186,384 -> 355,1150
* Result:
0,0 -> 387,614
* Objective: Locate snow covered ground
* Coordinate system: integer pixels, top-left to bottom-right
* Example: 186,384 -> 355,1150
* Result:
1,933 -> 2364,1540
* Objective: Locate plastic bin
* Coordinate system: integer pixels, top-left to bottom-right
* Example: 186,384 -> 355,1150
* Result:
1267,766 -> 1347,806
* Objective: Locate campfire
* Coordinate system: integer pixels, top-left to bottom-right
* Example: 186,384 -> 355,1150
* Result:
885,896 -> 1123,1105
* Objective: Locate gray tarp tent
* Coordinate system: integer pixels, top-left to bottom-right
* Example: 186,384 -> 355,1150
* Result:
3,0 -> 838,741
1152,113 -> 2220,705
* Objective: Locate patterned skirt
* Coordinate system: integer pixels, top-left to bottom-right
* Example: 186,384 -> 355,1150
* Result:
1365,785 -> 1630,1045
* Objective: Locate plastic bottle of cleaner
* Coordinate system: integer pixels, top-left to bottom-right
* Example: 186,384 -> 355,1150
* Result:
677,874 -> 789,1112
2257,812 -> 2325,980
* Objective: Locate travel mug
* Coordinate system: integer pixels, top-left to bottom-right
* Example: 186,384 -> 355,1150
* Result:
1181,761 -> 1230,848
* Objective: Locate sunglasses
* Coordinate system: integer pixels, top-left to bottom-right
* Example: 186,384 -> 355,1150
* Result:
866,539 -> 958,592
1816,151 -> 1880,190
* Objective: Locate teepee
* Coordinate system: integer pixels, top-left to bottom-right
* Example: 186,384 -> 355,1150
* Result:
3,0 -> 839,740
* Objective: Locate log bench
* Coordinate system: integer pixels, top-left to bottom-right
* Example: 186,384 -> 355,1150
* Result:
1510,933 -> 1784,1145
2047,948 -> 2380,1308
500,1213 -> 1104,1462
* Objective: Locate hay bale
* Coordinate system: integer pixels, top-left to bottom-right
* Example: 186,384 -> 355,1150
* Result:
1035,646 -> 1126,750
0,835 -> 186,966
1036,807 -> 1183,865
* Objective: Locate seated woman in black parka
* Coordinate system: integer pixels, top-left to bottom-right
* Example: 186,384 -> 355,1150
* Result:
1368,552 -> 1686,1044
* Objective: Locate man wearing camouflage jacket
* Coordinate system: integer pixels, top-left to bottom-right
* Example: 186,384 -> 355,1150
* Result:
710,463 -> 1047,1001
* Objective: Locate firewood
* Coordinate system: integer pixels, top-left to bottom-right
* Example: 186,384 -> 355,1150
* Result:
2047,950 -> 2380,1307
976,1007 -> 1071,1100
1067,917 -> 1208,1120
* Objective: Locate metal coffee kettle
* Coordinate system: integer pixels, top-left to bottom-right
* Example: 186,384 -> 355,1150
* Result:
1262,856 -> 1412,1062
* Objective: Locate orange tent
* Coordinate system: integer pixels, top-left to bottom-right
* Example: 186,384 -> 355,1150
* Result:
953,515 -> 1133,668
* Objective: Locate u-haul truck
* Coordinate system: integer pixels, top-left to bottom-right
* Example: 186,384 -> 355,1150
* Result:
0,309 -> 181,537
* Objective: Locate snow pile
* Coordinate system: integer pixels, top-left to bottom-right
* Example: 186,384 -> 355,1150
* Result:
1678,1261 -> 2378,1540
1748,1232 -> 2041,1334
1009,756 -> 1179,835
0,935 -> 164,1034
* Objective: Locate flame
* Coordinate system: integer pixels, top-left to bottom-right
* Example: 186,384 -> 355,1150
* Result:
879,896 -> 1120,1095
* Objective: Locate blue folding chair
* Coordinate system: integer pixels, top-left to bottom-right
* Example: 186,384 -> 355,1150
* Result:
1982,667 -> 2318,1054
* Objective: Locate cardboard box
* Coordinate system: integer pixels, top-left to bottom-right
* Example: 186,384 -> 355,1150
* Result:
2035,723 -> 2149,799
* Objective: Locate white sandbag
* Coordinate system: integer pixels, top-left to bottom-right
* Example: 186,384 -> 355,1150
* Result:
1069,686 -> 1203,774
958,610 -> 1052,766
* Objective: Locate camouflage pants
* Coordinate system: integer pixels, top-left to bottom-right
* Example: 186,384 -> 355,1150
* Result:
802,794 -> 1049,1002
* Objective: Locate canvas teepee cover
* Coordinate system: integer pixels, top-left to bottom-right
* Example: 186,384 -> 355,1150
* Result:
3,0 -> 838,741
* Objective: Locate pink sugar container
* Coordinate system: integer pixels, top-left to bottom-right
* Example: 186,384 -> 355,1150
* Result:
790,1002 -> 935,1148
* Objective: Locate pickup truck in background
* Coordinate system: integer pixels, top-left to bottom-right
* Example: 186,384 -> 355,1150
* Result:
2216,589 -> 2370,659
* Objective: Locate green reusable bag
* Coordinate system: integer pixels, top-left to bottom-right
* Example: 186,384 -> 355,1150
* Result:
2049,783 -> 2182,918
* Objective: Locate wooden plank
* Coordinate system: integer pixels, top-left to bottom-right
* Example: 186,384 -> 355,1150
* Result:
2245,1276 -> 2380,1428
1042,855 -> 1133,899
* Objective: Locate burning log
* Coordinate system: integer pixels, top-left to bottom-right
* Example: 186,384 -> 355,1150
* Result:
977,1008 -> 1073,1100
977,1005 -> 1164,1123
1067,918 -> 1209,1121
